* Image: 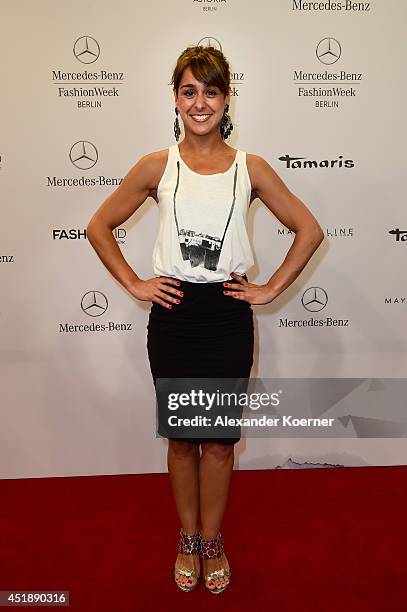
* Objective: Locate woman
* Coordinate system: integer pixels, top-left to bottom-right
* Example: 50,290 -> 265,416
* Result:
86,45 -> 324,595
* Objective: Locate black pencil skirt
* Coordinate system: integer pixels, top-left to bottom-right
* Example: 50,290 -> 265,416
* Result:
146,275 -> 254,445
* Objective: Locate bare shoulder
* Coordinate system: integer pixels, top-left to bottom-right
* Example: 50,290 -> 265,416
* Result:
246,153 -> 276,190
246,152 -> 273,199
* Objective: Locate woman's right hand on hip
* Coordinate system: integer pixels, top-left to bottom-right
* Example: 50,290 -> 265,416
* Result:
130,277 -> 183,309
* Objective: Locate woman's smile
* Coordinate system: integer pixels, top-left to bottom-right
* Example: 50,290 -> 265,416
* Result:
189,113 -> 213,123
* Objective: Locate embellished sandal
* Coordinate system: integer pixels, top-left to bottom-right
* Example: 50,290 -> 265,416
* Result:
174,528 -> 201,592
200,531 -> 232,595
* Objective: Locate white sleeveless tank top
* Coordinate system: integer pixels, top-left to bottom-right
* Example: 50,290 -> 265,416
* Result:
151,143 -> 255,283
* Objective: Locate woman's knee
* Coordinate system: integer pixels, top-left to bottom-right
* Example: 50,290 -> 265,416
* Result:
201,441 -> 234,462
168,438 -> 199,458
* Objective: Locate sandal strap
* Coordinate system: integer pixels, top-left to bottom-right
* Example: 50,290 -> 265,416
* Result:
205,567 -> 231,582
174,566 -> 200,579
177,528 -> 201,555
200,531 -> 224,559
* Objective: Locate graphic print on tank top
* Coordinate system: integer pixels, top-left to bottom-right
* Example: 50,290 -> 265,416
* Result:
172,159 -> 239,272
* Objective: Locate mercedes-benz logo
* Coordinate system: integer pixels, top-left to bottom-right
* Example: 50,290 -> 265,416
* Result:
81,291 -> 108,317
301,287 -> 328,312
316,37 -> 341,65
197,36 -> 222,52
73,36 -> 100,64
69,141 -> 98,170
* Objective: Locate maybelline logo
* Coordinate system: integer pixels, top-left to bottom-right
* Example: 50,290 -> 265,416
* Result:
384,297 -> 407,305
52,228 -> 126,243
59,291 -> 133,332
278,154 -> 355,169
52,37 -> 125,106
279,287 -> 349,327
389,229 -> 407,242
278,228 -> 354,238
47,141 -> 123,187
292,1 -> 371,11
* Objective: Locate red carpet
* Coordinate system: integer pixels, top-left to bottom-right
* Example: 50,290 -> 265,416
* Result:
0,466 -> 405,611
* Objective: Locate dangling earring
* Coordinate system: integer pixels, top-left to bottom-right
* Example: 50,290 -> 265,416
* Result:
174,107 -> 181,142
220,104 -> 233,140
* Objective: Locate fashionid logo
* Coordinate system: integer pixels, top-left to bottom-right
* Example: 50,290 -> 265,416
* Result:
389,229 -> 407,242
278,154 -> 355,169
46,141 -> 123,188
58,291 -> 134,333
279,287 -> 350,328
52,228 -> 126,243
51,36 -> 125,107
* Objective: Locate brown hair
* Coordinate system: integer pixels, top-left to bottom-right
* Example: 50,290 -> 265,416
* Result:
170,45 -> 230,98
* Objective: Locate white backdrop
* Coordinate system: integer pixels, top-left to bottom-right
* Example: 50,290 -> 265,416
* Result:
1,0 -> 406,478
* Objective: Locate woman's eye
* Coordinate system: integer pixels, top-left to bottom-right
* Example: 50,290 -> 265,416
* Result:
183,89 -> 217,97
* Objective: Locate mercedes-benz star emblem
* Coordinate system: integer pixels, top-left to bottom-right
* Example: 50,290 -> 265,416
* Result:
316,37 -> 341,65
81,291 -> 108,317
69,141 -> 98,170
73,36 -> 100,64
301,287 -> 328,312
197,36 -> 222,52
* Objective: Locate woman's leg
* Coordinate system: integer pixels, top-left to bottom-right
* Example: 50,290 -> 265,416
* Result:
168,439 -> 201,588
199,441 -> 234,591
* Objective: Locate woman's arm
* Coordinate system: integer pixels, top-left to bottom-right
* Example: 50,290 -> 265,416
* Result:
247,153 -> 325,300
86,150 -> 183,309
86,152 -> 158,291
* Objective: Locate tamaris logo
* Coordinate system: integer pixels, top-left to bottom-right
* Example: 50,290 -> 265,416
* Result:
278,154 -> 355,169
388,229 -> 407,242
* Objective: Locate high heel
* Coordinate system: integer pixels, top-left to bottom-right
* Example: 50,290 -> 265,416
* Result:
200,531 -> 231,595
174,528 -> 201,592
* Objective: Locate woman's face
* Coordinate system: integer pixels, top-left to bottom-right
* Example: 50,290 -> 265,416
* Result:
174,66 -> 230,137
